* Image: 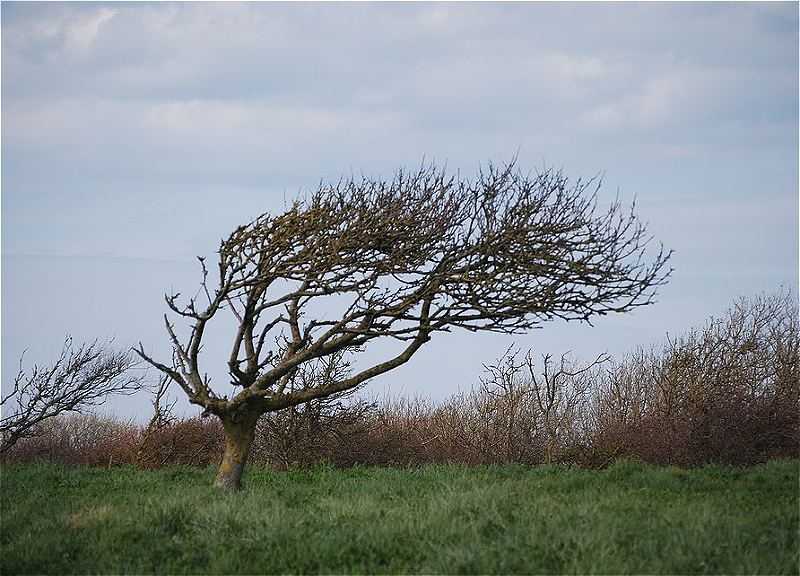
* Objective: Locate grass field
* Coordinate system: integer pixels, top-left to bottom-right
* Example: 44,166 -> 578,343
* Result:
1,459 -> 797,575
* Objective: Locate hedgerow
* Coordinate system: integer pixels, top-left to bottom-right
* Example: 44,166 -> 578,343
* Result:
2,289 -> 797,469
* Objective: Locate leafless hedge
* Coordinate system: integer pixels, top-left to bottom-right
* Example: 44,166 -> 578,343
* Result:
585,288 -> 799,467
0,413 -> 140,467
3,289 -> 796,470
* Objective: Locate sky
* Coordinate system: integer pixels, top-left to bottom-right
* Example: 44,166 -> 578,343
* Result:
2,1 -> 798,422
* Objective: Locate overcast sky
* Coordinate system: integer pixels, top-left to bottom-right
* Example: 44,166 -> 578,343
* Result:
2,1 -> 798,421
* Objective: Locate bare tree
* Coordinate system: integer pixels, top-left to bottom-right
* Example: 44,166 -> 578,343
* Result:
1,336 -> 147,453
527,351 -> 609,463
479,347 -> 609,464
136,375 -> 178,468
136,158 -> 671,489
479,346 -> 541,463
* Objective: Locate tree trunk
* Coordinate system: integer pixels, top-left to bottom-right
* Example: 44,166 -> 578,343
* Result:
214,410 -> 261,490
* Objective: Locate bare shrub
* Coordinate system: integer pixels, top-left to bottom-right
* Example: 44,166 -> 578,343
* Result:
136,376 -> 178,468
0,413 -> 139,467
351,395 -> 432,467
589,288 -> 799,467
135,417 -> 224,468
251,394 -> 375,470
431,390 -> 509,466
464,348 -> 608,466
474,351 -> 541,464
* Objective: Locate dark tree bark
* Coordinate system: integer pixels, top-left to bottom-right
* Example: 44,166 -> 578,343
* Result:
136,158 -> 672,488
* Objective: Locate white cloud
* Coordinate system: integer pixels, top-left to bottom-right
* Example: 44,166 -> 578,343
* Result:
1,4 -> 116,63
537,53 -> 617,95
65,6 -> 116,53
571,60 -> 795,156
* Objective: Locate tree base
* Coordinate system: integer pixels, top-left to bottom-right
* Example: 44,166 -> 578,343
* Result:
213,410 -> 260,490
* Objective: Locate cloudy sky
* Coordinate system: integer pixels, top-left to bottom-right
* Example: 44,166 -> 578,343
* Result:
2,2 -> 797,421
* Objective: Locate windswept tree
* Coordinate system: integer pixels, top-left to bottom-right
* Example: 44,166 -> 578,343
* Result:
1,336 -> 147,453
136,159 -> 671,489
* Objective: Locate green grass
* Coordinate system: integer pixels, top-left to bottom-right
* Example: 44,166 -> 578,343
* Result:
1,460 -> 797,575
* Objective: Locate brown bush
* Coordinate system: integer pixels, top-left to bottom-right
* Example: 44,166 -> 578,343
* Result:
4,289 -> 796,472
249,396 -> 376,470
136,417 -> 224,468
587,288 -> 799,468
583,391 -> 799,469
0,413 -> 139,467
350,396 -> 436,467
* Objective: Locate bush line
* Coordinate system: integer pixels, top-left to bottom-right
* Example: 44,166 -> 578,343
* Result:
2,289 -> 797,470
